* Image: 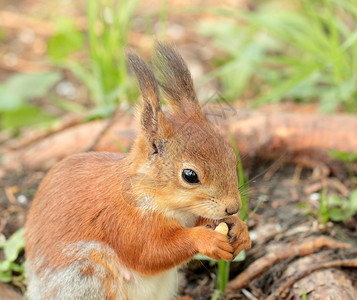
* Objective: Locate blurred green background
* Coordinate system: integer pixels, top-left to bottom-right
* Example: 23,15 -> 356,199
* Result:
1,0 -> 356,136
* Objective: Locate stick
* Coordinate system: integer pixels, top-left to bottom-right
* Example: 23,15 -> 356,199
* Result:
227,236 -> 351,291
266,258 -> 357,300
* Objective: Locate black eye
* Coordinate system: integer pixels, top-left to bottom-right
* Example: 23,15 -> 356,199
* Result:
182,169 -> 200,184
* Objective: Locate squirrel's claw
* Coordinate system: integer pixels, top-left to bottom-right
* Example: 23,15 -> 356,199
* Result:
223,215 -> 252,257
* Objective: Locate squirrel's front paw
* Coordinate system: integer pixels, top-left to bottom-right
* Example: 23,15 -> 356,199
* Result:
223,216 -> 251,257
191,227 -> 233,261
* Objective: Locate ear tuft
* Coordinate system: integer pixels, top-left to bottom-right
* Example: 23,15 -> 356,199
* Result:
127,50 -> 172,150
127,51 -> 161,113
153,42 -> 204,119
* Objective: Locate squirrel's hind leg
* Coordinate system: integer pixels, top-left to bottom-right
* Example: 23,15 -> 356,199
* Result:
25,241 -> 129,300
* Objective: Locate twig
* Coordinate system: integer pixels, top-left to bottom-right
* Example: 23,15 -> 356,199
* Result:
266,258 -> 357,300
227,236 -> 351,291
241,288 -> 259,300
3,115 -> 83,151
5,186 -> 17,204
263,159 -> 283,181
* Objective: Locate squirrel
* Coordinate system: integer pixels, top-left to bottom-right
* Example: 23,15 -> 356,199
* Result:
24,42 -> 251,300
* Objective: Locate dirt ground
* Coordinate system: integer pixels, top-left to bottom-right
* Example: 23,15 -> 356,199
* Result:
1,157 -> 357,299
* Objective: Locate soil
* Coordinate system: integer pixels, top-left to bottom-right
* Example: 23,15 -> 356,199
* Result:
178,161 -> 357,299
1,158 -> 356,299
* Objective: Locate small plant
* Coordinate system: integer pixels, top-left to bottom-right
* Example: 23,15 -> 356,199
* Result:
193,136 -> 249,299
0,72 -> 61,132
302,285 -> 307,300
303,188 -> 357,228
318,188 -> 330,228
329,150 -> 357,186
48,0 -> 141,118
326,190 -> 357,222
329,150 -> 357,164
210,136 -> 249,299
211,135 -> 269,298
198,0 -> 357,112
0,228 -> 25,283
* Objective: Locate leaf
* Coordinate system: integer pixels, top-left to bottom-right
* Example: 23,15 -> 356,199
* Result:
194,250 -> 246,262
0,261 -> 11,272
86,104 -> 116,120
0,85 -> 23,111
3,228 -> 25,262
194,254 -> 211,261
0,72 -> 62,112
349,189 -> 357,211
297,203 -> 307,209
10,262 -> 24,273
47,19 -> 84,60
50,97 -> 86,113
327,195 -> 347,207
0,271 -> 12,283
1,105 -> 56,130
329,207 -> 350,222
48,32 -> 83,60
233,250 -> 246,262
329,150 -> 357,163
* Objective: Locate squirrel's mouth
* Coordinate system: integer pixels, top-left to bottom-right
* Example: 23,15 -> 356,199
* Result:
200,218 -> 227,230
211,219 -> 224,227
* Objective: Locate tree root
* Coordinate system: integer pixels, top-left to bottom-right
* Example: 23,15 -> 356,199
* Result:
227,236 -> 352,291
266,258 -> 357,300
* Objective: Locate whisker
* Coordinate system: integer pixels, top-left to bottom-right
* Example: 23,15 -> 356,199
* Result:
239,154 -> 286,190
236,153 -> 250,166
239,186 -> 250,193
240,188 -> 266,196
183,201 -> 208,209
178,202 -> 209,212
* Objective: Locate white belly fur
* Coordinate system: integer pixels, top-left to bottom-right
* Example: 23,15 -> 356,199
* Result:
127,269 -> 178,300
25,241 -> 178,300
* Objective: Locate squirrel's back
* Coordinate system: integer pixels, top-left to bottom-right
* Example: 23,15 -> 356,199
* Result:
25,152 -> 126,271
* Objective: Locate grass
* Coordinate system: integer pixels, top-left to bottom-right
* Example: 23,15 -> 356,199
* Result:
48,0 -> 141,118
324,190 -> 357,223
311,150 -> 357,227
210,135 -> 250,299
0,72 -> 62,132
300,188 -> 357,229
329,150 -> 357,186
302,285 -> 307,300
198,135 -> 249,299
198,0 -> 357,112
0,228 -> 25,283
318,188 -> 330,228
211,134 -> 269,298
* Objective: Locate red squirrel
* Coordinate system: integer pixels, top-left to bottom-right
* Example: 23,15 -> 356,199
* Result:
24,43 -> 251,300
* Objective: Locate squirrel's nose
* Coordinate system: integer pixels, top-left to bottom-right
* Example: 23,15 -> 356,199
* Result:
225,204 -> 239,215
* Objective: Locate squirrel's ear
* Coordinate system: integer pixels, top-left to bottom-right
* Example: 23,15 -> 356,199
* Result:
153,42 -> 205,121
127,51 -> 172,151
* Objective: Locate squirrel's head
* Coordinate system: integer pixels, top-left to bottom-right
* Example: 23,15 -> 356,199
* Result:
127,43 -> 241,224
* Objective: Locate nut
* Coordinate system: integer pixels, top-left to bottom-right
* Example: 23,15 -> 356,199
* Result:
215,222 -> 229,236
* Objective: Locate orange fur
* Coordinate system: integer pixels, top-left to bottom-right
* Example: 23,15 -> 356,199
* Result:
25,43 -> 251,299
